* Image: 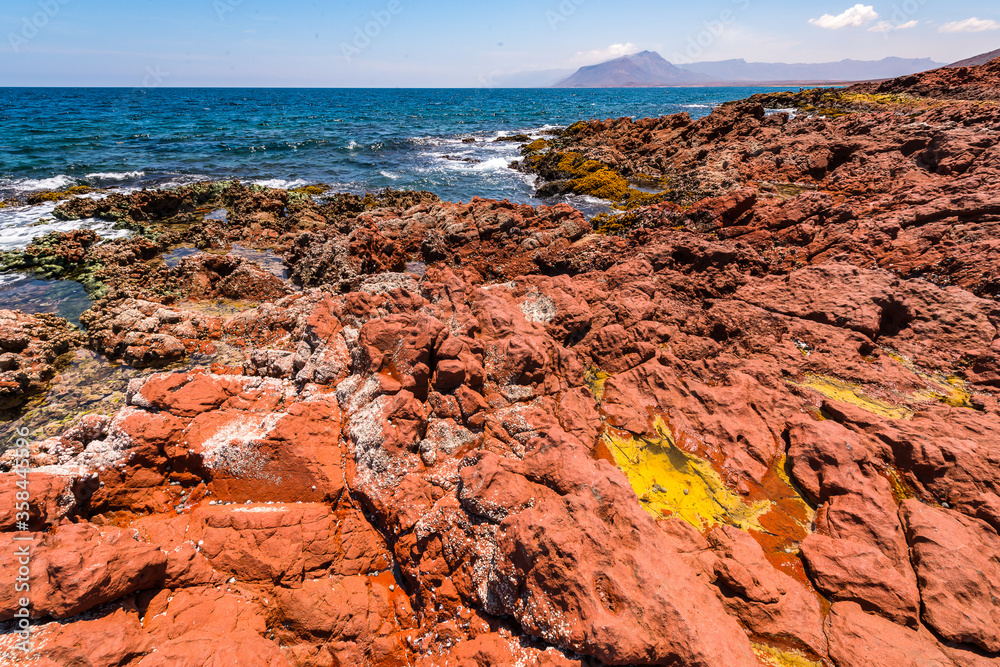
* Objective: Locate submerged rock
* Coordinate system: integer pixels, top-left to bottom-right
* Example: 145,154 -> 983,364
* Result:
0,309 -> 83,410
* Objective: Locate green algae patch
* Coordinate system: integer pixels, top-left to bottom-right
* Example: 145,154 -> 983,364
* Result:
528,150 -> 666,211
592,210 -> 645,235
26,185 -> 94,205
520,139 -> 550,156
290,184 -> 328,196
789,375 -> 913,420
603,416 -> 772,532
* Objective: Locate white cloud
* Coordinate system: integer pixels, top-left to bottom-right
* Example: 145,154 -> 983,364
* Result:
809,4 -> 879,30
570,43 -> 638,65
868,19 -> 918,33
938,17 -> 1000,33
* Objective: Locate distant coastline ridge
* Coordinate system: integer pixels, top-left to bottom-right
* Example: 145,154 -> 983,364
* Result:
496,50 -> 947,88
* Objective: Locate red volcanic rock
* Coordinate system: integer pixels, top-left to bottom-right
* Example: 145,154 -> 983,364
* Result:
235,291 -> 352,385
183,503 -> 392,585
142,586 -> 272,645
736,263 -> 998,370
0,309 -> 84,409
706,524 -> 827,656
459,435 -> 760,666
901,500 -> 1000,652
855,56 -> 1000,101
0,523 -> 165,621
872,408 -> 1000,532
787,416 -> 874,503
176,253 -> 291,302
288,198 -> 591,290
59,371 -> 349,509
271,575 -> 416,666
418,631 -> 585,667
0,471 -> 88,531
137,631 -> 290,667
825,601 -> 960,667
1,606 -> 152,666
801,534 -> 919,626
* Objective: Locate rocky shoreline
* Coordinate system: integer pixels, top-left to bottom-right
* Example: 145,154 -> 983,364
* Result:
1,58 -> 1000,666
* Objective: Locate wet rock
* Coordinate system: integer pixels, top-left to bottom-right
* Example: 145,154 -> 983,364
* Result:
0,309 -> 84,410
81,299 -> 223,367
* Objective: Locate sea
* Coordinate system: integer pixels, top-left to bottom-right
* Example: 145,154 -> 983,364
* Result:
0,86 -> 782,320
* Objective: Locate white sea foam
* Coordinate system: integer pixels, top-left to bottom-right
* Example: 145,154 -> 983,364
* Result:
472,157 -> 514,172
250,178 -> 311,190
1,171 -> 144,195
155,173 -> 213,190
410,136 -> 451,147
380,170 -> 401,180
0,202 -> 131,251
2,175 -> 76,192
83,171 -> 145,183
0,272 -> 28,288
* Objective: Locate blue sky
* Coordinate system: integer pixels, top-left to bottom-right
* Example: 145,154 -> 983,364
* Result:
1,0 -> 999,86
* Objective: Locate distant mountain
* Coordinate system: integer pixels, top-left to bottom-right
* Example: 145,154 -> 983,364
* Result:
551,51 -> 945,88
948,48 -> 1000,68
554,51 -> 713,88
679,57 -> 944,83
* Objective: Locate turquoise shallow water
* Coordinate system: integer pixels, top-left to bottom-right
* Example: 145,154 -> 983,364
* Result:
0,87 -> 783,205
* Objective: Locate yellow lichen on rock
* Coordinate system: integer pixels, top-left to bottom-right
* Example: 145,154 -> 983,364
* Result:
603,417 -> 772,531
885,350 -> 974,409
751,642 -> 824,667
789,375 -> 913,420
584,366 -> 611,402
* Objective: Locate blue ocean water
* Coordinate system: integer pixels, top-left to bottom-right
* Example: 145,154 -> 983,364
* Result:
0,86 -> 786,321
0,87 -> 782,207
